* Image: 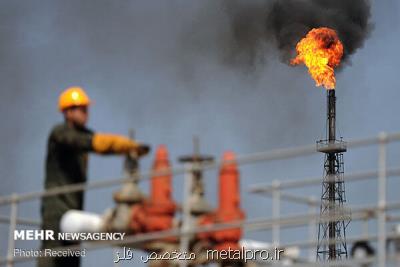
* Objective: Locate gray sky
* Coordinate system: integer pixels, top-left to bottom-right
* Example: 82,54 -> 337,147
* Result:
0,1 -> 399,266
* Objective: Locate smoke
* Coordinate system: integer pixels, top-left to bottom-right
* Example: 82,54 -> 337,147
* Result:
218,0 -> 372,66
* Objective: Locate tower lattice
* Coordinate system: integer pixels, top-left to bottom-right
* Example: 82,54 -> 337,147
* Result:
316,90 -> 350,261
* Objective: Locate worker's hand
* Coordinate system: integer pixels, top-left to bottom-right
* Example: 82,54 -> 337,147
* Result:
136,143 -> 151,157
92,133 -> 138,154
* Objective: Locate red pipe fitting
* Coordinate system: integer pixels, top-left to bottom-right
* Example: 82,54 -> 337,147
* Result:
130,145 -> 177,235
198,151 -> 245,250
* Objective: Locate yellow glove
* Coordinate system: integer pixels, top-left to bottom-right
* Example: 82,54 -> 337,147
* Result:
92,133 -> 138,154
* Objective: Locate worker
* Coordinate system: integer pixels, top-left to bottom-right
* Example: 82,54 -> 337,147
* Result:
38,87 -> 150,267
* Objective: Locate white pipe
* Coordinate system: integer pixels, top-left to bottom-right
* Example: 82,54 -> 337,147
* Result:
179,163 -> 193,267
7,194 -> 18,267
377,132 -> 387,267
272,180 -> 281,246
60,210 -> 104,233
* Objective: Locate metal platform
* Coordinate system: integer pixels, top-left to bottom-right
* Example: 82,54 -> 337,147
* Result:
316,140 -> 347,153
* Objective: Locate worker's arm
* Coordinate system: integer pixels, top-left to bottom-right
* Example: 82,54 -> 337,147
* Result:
51,125 -> 150,155
92,133 -> 140,154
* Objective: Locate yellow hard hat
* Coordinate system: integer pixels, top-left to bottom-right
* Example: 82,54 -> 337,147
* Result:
58,86 -> 91,111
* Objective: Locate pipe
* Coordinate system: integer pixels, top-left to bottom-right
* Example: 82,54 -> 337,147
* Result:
327,90 -> 337,259
214,151 -> 245,250
60,210 -> 104,233
328,90 -> 336,142
130,145 -> 176,234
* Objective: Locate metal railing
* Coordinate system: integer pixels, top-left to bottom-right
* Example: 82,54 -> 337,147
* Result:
0,131 -> 399,267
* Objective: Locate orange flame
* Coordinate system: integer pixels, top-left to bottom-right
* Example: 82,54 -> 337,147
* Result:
291,27 -> 343,90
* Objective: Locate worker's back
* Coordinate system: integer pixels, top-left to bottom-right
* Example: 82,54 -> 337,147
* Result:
43,122 -> 93,216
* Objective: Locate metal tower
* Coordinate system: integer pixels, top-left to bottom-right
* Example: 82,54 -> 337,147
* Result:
316,90 -> 350,261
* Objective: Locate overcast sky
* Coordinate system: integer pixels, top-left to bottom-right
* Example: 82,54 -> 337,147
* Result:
0,1 -> 399,266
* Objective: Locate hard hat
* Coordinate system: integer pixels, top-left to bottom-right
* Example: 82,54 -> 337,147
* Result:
58,86 -> 91,111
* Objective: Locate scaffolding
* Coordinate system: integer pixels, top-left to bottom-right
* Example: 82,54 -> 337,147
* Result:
0,131 -> 400,267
